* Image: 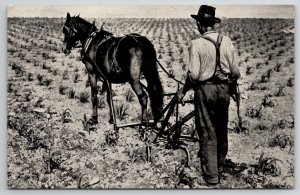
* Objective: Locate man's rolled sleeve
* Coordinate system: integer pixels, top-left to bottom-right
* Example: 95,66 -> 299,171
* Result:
188,41 -> 201,82
227,41 -> 241,80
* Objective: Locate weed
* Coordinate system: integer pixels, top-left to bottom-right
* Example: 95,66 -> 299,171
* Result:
27,72 -> 34,81
274,86 -> 285,97
37,74 -> 44,85
105,130 -> 119,146
115,102 -> 129,120
287,78 -> 294,87
268,134 -> 292,149
68,89 -> 75,99
74,73 -> 80,83
97,96 -> 106,109
61,108 -> 72,123
254,153 -> 283,177
274,63 -> 282,72
246,105 -> 263,119
62,70 -> 69,80
43,78 -> 53,86
59,85 -> 68,95
78,91 -> 90,103
261,95 -> 275,108
125,90 -> 135,102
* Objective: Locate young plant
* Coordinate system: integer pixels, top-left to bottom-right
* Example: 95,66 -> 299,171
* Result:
74,73 -> 80,83
254,153 -> 283,177
59,85 -> 68,95
78,91 -> 90,103
97,96 -> 106,109
115,102 -> 129,120
125,90 -> 135,102
68,89 -> 75,99
62,70 -> 69,80
61,108 -> 72,123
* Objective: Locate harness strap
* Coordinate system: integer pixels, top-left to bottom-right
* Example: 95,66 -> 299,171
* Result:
202,35 -> 228,78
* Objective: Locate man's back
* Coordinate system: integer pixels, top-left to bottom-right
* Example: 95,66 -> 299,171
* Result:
188,31 -> 240,82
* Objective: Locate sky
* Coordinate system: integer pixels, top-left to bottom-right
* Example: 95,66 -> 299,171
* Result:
7,5 -> 294,18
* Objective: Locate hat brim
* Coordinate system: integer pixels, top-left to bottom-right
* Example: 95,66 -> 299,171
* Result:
191,14 -> 221,23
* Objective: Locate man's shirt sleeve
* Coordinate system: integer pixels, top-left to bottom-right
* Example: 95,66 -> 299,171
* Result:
226,39 -> 241,80
188,40 -> 201,82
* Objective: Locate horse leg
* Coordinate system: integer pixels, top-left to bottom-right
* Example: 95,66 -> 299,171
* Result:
131,81 -> 148,124
129,47 -> 148,124
88,73 -> 98,124
105,82 -> 114,124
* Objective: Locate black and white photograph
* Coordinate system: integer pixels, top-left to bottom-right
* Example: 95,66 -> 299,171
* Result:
6,3 -> 295,189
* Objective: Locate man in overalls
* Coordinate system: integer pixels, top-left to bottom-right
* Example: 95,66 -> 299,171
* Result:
177,5 -> 241,185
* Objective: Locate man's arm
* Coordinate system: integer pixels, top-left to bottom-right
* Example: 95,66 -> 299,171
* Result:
226,39 -> 241,80
177,41 -> 200,100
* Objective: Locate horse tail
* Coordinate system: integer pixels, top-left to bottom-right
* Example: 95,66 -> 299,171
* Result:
142,41 -> 163,121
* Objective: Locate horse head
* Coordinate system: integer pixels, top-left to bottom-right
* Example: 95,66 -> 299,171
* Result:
62,12 -> 82,54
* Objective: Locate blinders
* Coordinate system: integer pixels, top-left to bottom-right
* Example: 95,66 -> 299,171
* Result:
62,23 -> 79,52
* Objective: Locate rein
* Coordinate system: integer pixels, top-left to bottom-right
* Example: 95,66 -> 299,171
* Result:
156,59 -> 184,85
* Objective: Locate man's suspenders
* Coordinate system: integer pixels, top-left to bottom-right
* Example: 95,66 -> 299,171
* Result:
202,35 -> 227,78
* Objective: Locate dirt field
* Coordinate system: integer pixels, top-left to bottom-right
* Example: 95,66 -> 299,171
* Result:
7,17 -> 294,189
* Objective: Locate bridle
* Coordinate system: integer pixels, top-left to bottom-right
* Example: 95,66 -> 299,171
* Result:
63,21 -> 97,50
63,23 -> 80,49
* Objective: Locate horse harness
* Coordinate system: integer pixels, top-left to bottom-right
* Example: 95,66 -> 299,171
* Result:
81,31 -> 142,80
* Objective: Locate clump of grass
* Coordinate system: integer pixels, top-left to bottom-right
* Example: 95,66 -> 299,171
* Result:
7,83 -> 13,93
248,82 -> 259,91
268,134 -> 293,149
105,130 -> 119,146
246,105 -> 263,119
274,86 -> 285,97
254,153 -> 283,177
37,74 -> 44,85
53,69 -> 58,76
68,89 -> 75,99
125,90 -> 135,102
115,101 -> 129,120
61,108 -> 72,123
246,66 -> 253,75
261,95 -> 275,108
260,69 -> 272,83
74,73 -> 80,83
59,85 -> 68,95
97,96 -> 106,109
27,72 -> 34,81
62,70 -> 69,80
78,91 -> 90,103
42,78 -> 52,86
256,62 -> 262,69
287,77 -> 294,87
274,63 -> 282,72
42,62 -> 50,70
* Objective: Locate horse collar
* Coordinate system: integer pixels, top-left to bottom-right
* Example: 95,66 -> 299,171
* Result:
83,32 -> 97,54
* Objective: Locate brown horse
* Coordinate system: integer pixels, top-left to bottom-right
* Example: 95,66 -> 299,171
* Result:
62,13 -> 163,125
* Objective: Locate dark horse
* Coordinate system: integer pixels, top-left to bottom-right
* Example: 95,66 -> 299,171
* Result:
62,13 -> 163,125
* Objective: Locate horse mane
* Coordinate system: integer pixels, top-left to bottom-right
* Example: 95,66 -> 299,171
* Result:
72,16 -> 98,33
72,16 -> 114,37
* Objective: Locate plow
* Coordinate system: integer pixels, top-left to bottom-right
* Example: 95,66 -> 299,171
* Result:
113,81 -> 198,147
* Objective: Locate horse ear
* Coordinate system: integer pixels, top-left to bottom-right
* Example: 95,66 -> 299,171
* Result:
67,12 -> 71,19
77,14 -> 80,17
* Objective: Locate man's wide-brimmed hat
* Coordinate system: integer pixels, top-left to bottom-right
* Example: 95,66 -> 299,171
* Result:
191,5 -> 221,24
